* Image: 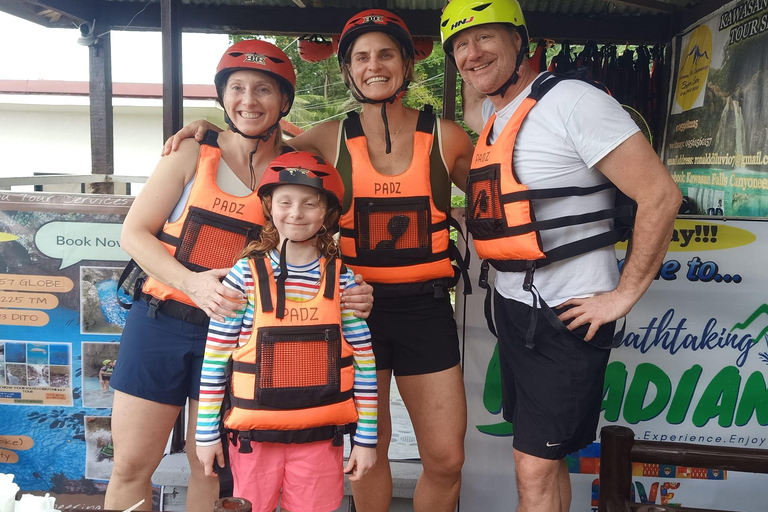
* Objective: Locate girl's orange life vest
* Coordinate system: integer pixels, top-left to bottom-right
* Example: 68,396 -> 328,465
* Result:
142,131 -> 266,308
466,73 -> 633,275
225,256 -> 358,446
337,108 -> 455,286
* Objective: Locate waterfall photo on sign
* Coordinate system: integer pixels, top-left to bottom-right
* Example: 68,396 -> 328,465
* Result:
665,0 -> 768,217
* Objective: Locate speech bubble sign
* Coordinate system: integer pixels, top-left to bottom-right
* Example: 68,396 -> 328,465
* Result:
35,221 -> 129,269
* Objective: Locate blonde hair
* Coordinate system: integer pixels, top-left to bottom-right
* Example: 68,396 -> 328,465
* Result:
239,190 -> 341,262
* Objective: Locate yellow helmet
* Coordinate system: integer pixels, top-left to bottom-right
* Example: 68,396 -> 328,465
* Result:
440,0 -> 528,56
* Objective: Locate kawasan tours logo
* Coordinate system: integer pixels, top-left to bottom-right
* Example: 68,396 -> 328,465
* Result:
675,24 -> 713,111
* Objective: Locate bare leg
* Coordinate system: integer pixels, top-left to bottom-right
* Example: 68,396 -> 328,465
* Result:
105,391 -> 180,510
397,365 -> 466,512
350,369 -> 393,512
558,459 -> 571,512
514,450 -> 569,512
185,399 -> 220,512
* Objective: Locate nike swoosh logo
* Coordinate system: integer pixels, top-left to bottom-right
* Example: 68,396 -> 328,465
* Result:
546,442 -> 562,447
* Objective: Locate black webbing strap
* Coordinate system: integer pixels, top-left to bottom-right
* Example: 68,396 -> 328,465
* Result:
229,389 -> 355,411
478,260 -> 498,339
416,106 -> 435,134
344,112 -> 365,139
253,258 -> 274,313
116,259 -> 143,309
201,129 -> 220,148
276,240 -> 289,319
157,231 -> 180,247
323,257 -> 337,299
500,182 -> 614,203
447,215 -> 472,295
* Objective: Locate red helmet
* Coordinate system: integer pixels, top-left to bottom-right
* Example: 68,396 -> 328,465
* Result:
215,39 -> 296,115
298,34 -> 334,63
258,151 -> 345,210
413,37 -> 434,62
337,9 -> 414,65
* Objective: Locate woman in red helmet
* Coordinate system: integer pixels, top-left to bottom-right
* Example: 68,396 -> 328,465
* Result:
105,40 -> 372,512
195,151 -> 377,512
165,11 -> 474,512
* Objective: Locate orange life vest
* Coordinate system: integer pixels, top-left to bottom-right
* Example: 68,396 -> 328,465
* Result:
142,131 -> 266,308
466,73 -> 633,275
337,107 -> 458,294
226,256 -> 358,447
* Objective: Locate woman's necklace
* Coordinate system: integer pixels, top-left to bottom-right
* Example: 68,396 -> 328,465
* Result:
361,111 -> 407,147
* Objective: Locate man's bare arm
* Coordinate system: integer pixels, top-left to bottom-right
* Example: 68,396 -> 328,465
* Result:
461,79 -> 486,134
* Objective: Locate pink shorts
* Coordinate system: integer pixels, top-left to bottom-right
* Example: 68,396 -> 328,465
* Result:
229,439 -> 344,512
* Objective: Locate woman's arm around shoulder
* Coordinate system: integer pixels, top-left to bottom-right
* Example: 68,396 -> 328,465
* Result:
289,120 -> 342,163
439,118 -> 475,192
162,119 -> 224,156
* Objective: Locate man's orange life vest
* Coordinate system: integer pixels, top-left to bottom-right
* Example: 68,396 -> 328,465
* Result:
466,73 -> 634,275
337,107 -> 463,296
142,131 -> 266,308
226,256 -> 358,447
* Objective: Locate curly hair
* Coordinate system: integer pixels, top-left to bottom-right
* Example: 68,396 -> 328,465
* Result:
239,191 -> 341,262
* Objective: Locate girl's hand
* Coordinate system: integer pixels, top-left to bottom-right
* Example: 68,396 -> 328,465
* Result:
181,268 -> 246,322
196,442 -> 225,478
341,274 -> 374,319
344,445 -> 377,481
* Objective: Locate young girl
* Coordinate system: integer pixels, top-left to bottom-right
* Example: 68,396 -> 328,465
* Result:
195,151 -> 377,512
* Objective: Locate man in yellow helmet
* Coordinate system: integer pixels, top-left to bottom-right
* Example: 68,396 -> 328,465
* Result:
441,1 -> 681,511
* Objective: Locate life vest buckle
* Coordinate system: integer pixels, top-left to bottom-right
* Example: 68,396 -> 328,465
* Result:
478,260 -> 490,290
146,296 -> 162,319
237,431 -> 253,453
332,426 -> 345,447
523,262 -> 536,292
432,280 -> 445,299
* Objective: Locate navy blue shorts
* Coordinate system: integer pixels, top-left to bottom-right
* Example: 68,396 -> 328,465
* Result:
366,293 -> 460,376
494,291 -> 613,460
110,299 -> 209,406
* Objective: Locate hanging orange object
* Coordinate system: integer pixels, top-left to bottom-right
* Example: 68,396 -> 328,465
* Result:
298,34 -> 334,62
413,37 -> 434,62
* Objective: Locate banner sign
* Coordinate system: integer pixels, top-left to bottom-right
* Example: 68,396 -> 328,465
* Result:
664,0 -> 768,217
460,218 -> 768,511
0,192 -> 131,504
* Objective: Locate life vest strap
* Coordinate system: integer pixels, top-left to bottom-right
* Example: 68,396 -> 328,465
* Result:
253,257 -> 274,313
135,290 -> 209,326
487,227 -> 628,273
499,182 -> 613,203
342,248 -> 450,268
230,424 -> 355,448
229,389 -> 354,411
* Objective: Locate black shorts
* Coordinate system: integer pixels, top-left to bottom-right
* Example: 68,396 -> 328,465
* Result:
494,291 -> 613,460
366,293 -> 460,377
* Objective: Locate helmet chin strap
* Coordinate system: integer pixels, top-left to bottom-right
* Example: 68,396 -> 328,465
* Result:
488,39 -> 526,98
274,232 -> 320,319
349,78 -> 410,154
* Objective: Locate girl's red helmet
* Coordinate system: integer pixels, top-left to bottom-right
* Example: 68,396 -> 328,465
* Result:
215,39 -> 296,116
298,34 -> 334,63
258,151 -> 345,210
337,9 -> 414,65
413,37 -> 434,62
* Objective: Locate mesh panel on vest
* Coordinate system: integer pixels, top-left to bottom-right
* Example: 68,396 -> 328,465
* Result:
176,207 -> 259,271
466,165 -> 507,239
259,340 -> 337,389
356,197 -> 431,257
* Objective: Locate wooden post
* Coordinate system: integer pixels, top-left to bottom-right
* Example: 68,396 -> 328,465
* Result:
443,56 -> 457,121
162,0 -> 183,142
598,426 -> 635,512
88,31 -> 114,195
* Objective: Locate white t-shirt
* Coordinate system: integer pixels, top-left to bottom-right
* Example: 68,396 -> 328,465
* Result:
480,73 -> 639,307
